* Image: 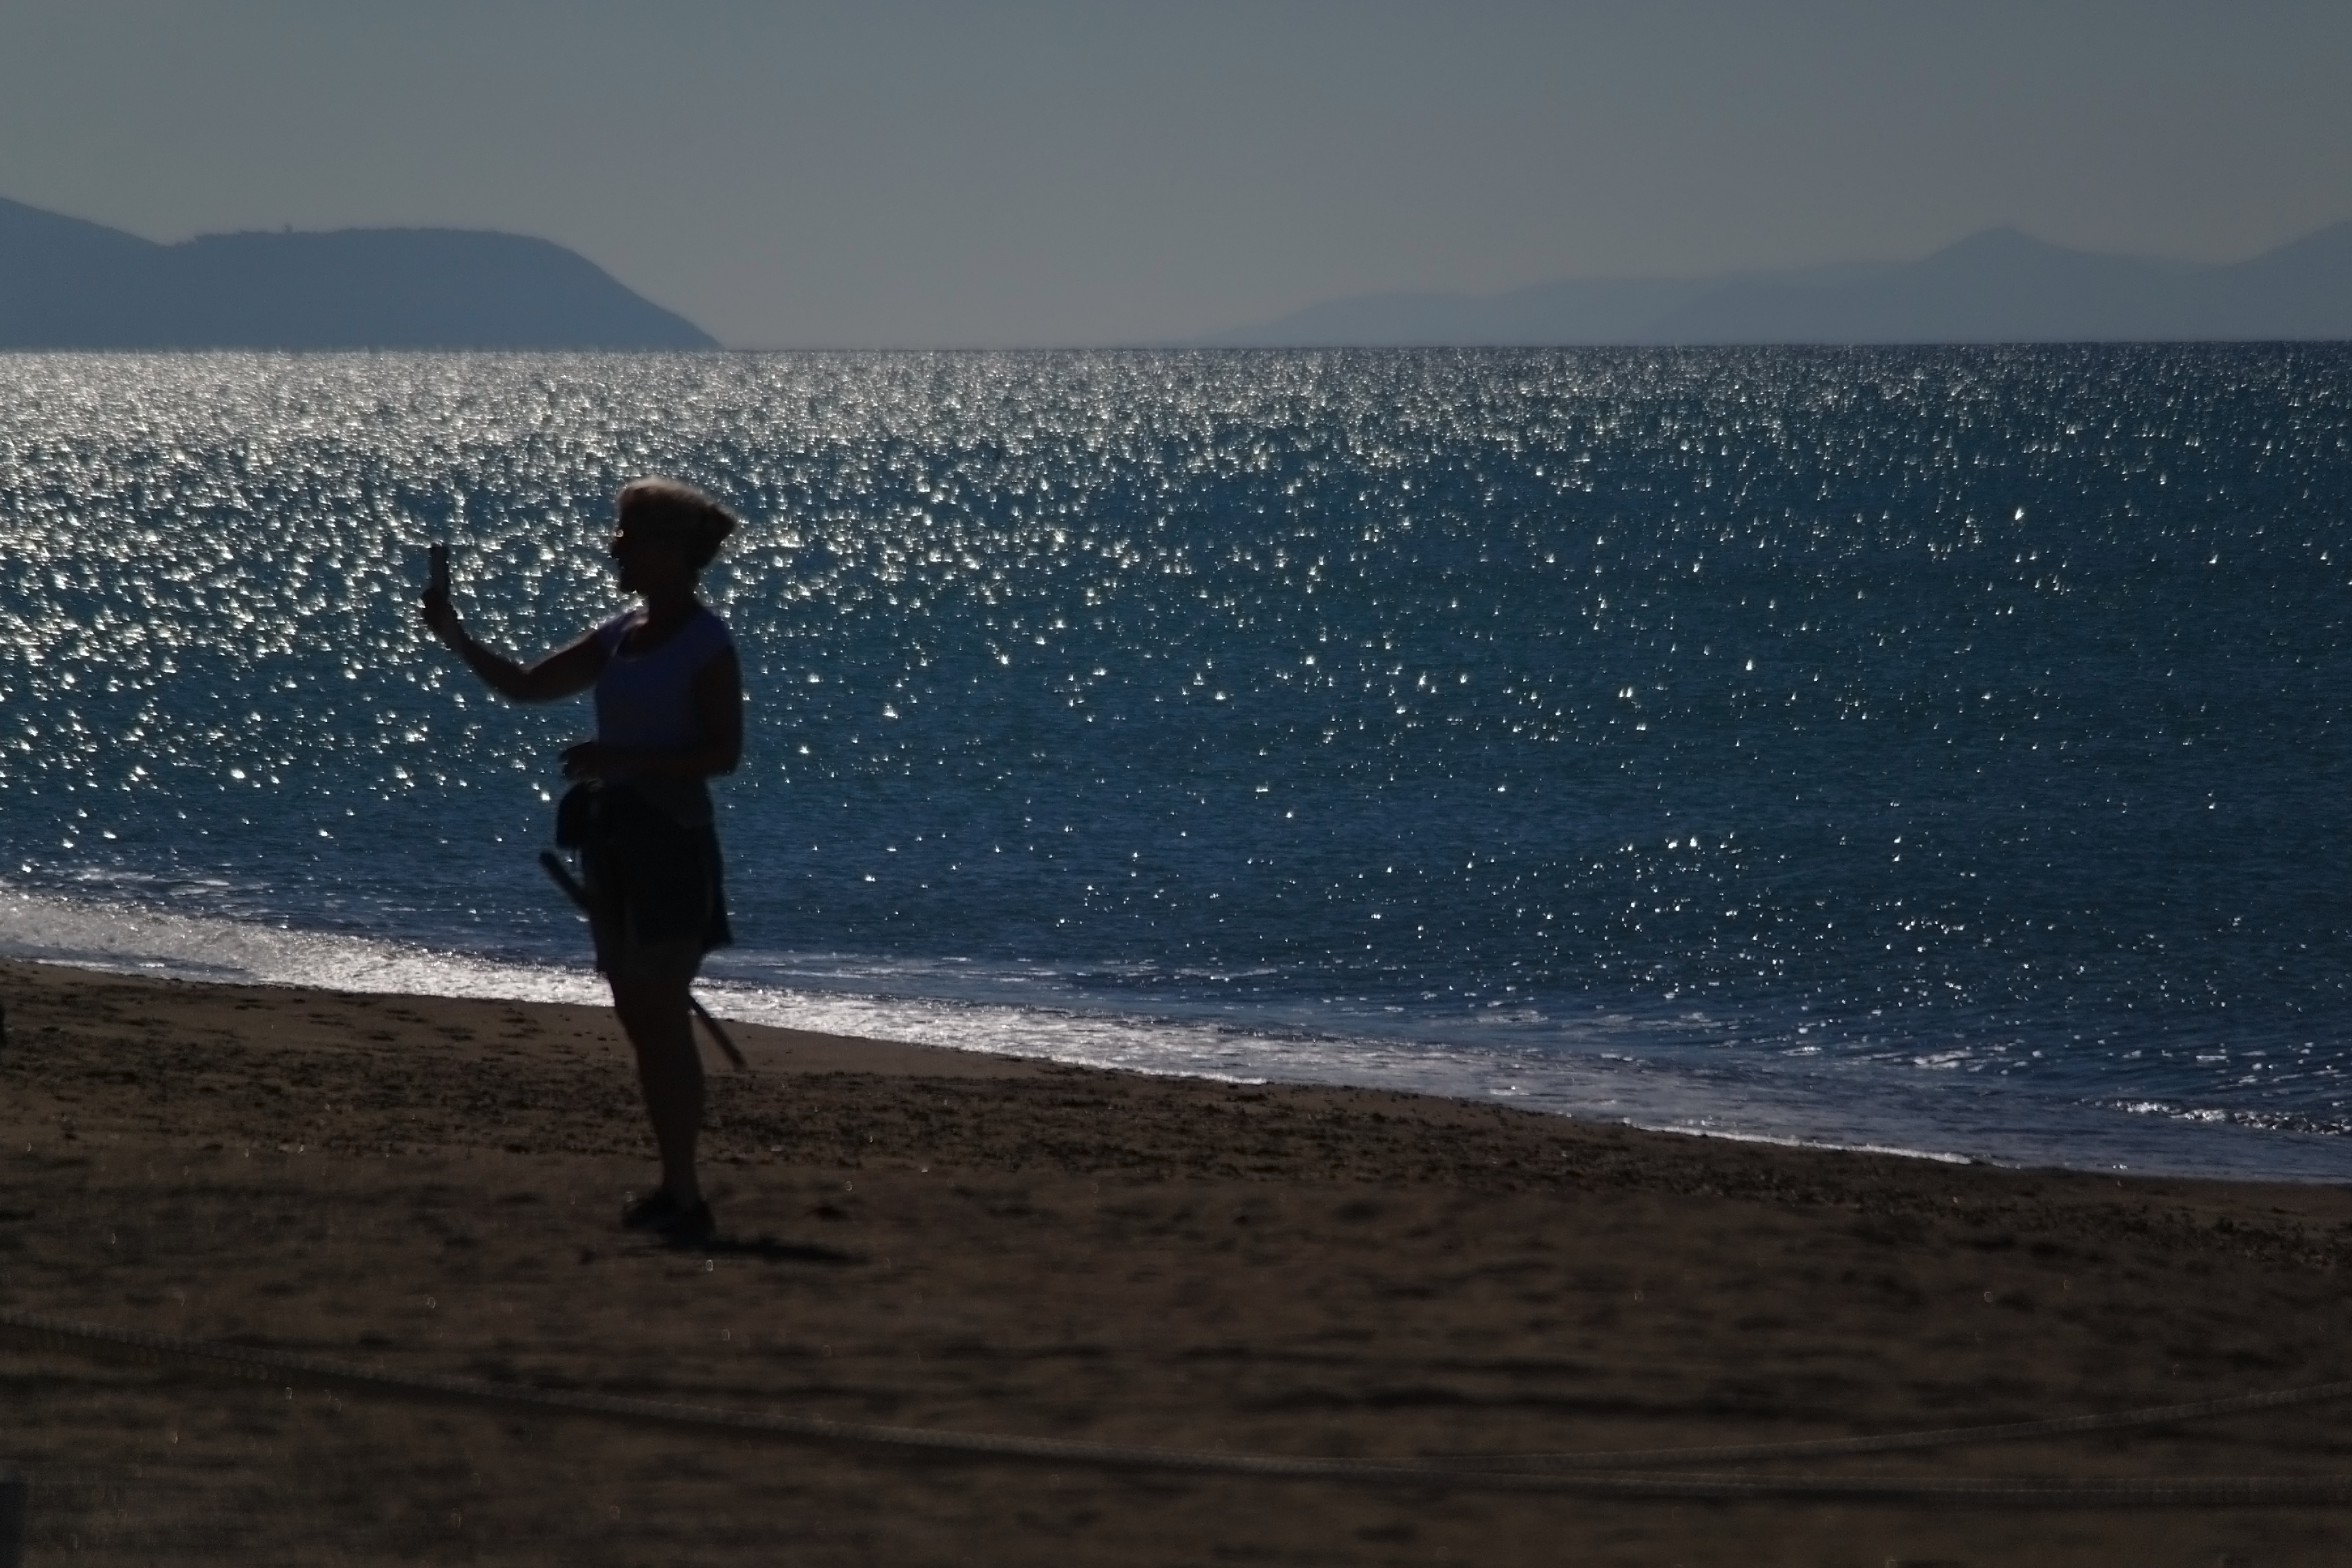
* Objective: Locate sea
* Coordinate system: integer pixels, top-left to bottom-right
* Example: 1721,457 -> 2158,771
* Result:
1,347 -> 2347,1181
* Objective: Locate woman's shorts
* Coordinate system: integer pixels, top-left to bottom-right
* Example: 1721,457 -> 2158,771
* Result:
576,791 -> 732,981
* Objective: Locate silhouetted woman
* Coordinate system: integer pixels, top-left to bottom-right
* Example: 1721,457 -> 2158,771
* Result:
420,478 -> 742,1242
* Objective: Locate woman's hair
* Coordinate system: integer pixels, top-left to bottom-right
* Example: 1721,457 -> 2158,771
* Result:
616,477 -> 739,571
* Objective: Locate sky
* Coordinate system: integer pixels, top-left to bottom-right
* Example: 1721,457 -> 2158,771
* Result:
3,0 -> 2349,347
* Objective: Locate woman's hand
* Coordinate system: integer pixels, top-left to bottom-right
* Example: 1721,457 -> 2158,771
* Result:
560,739 -> 616,780
419,584 -> 467,651
419,543 -> 468,651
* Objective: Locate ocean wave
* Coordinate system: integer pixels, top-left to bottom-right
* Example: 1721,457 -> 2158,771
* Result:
1,880 -> 2341,1182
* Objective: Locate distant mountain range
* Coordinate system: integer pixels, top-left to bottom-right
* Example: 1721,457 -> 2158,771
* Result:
0,197 -> 715,350
1200,223 -> 2352,346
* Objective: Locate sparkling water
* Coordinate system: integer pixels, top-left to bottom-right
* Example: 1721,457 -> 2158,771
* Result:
2,348 -> 2346,1177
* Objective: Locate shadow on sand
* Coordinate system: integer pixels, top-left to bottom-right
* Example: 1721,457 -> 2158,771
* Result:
664,1232 -> 862,1265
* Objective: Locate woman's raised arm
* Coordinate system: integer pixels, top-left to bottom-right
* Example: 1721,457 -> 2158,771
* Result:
422,575 -> 607,702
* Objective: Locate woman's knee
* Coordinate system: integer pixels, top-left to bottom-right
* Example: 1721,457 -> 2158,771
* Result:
610,971 -> 687,1012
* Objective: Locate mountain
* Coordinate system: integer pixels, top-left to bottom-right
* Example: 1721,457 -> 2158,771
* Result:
0,197 -> 716,349
1201,224 -> 2352,346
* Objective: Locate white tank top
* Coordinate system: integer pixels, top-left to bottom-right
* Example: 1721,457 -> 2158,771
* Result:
592,603 -> 733,824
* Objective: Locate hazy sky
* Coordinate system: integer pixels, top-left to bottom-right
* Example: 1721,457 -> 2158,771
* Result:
4,1 -> 2349,346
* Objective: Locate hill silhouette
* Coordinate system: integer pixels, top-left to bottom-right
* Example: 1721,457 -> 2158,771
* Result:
0,197 -> 715,349
1203,223 -> 2352,346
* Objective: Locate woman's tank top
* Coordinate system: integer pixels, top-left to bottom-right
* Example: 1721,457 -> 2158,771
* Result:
592,603 -> 733,826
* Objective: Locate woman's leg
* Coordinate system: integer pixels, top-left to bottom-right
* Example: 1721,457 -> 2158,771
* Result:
608,943 -> 706,1206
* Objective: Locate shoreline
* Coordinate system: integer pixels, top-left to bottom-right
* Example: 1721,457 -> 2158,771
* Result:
5,953 -> 2335,1190
11,899 -> 2345,1181
3,955 -> 2349,1564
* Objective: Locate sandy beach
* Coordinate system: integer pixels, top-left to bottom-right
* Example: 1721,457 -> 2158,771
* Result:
1,954 -> 2347,1565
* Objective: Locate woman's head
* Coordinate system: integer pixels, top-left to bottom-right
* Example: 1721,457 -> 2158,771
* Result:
613,477 -> 738,573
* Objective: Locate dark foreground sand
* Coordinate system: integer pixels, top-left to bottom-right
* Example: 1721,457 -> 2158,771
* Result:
1,956 -> 2348,1566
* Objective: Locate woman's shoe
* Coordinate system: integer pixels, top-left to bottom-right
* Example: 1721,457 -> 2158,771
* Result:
621,1189 -> 682,1230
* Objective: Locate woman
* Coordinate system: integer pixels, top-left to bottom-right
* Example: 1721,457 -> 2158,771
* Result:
420,477 -> 743,1243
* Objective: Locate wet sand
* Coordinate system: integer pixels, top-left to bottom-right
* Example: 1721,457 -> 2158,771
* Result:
1,955 -> 2347,1565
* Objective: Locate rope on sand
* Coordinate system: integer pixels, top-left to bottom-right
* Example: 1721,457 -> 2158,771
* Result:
3,1308 -> 2347,1506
